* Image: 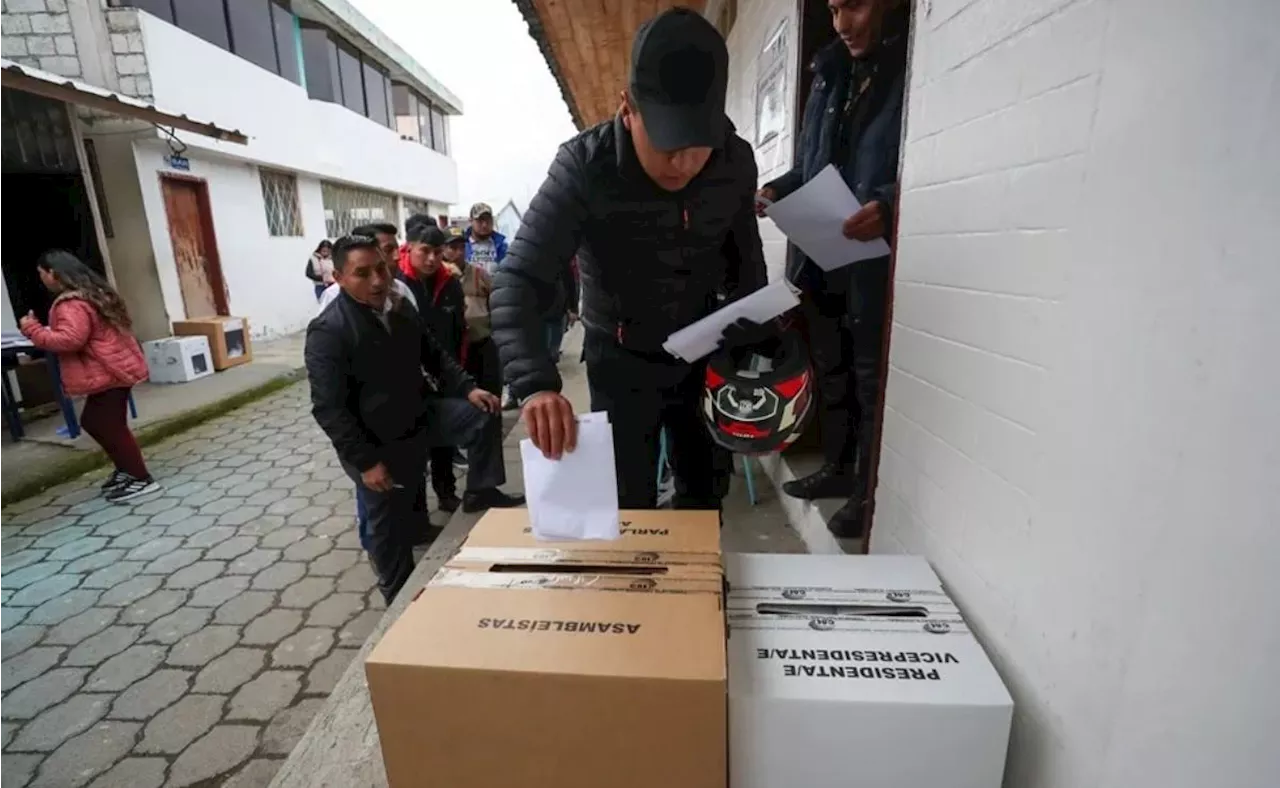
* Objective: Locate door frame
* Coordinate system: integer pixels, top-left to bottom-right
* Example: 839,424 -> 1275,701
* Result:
158,172 -> 230,317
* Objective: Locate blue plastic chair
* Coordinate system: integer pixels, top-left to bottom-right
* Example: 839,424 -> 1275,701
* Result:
656,427 -> 757,506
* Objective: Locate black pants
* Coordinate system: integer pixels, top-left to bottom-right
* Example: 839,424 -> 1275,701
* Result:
465,337 -> 502,396
585,331 -> 729,510
342,398 -> 506,603
801,261 -> 888,497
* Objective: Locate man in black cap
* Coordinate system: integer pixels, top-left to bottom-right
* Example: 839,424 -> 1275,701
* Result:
491,7 -> 768,510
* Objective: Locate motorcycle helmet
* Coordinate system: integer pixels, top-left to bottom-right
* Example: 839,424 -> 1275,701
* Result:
702,329 -> 814,454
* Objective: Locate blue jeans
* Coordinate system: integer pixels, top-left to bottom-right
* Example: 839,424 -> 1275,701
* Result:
545,317 -> 566,362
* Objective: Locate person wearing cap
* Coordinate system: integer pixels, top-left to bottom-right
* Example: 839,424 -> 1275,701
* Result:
490,7 -> 767,511
464,203 -> 509,275
755,0 -> 908,538
446,226 -> 503,398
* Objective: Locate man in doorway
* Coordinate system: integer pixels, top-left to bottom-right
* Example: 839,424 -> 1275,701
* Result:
464,203 -> 508,275
491,7 -> 767,510
756,0 -> 908,537
306,234 -> 523,602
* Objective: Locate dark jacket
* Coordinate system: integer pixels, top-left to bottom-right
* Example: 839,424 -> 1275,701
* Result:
767,35 -> 907,292
491,115 -> 767,400
305,291 -> 474,472
397,267 -> 466,360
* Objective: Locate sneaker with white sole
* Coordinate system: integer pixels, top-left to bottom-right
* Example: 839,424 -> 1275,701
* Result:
100,469 -> 128,493
106,477 -> 161,504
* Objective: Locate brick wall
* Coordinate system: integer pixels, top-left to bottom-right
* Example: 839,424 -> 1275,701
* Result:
876,1 -> 1280,786
103,5 -> 149,99
1,0 -> 81,78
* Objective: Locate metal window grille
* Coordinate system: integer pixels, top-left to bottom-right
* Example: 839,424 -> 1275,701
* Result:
259,168 -> 304,236
403,198 -> 431,220
321,181 -> 400,237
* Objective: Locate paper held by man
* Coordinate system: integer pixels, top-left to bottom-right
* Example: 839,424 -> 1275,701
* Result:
761,164 -> 891,271
519,411 -> 620,541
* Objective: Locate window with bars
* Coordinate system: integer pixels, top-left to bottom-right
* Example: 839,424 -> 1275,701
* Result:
259,168 -> 304,236
321,182 -> 399,238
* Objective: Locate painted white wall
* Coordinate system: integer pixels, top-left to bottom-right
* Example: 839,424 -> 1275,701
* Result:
87,132 -> 172,342
133,141 -> 328,339
874,1 -> 1280,787
135,11 -> 458,206
718,0 -> 801,283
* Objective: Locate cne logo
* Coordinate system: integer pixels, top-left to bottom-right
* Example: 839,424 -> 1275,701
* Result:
629,578 -> 657,591
809,617 -> 836,632
781,588 -> 807,600
633,551 -> 660,564
923,621 -> 951,635
531,550 -> 559,561
886,590 -> 912,603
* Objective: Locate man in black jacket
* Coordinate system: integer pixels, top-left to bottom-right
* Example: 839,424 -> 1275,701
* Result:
306,235 -> 522,602
756,0 -> 907,537
491,8 -> 767,510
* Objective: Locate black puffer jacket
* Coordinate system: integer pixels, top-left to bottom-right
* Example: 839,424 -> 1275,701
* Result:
491,115 -> 767,400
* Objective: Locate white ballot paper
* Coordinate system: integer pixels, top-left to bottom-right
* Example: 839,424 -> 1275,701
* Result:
763,164 -> 891,271
662,279 -> 800,362
520,412 -> 620,541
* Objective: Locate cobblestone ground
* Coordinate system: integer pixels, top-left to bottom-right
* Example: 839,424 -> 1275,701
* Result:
1,384 -> 394,788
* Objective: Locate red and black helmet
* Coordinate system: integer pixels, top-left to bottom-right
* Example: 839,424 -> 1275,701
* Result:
701,329 -> 814,454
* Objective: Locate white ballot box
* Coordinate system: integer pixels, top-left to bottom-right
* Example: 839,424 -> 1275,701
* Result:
725,553 -> 1013,788
142,336 -> 213,384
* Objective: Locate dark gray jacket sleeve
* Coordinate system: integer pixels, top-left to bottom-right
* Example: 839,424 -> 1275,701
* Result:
305,320 -> 379,472
765,165 -> 805,201
490,143 -> 589,400
724,149 -> 768,301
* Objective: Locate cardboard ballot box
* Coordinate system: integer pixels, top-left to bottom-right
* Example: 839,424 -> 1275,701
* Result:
142,336 -> 213,384
452,508 -> 724,578
366,570 -> 728,788
463,508 -> 722,561
725,553 -> 1013,788
172,316 -> 252,370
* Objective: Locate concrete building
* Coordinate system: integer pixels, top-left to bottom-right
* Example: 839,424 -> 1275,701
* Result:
1,0 -> 462,340
515,1 -> 1280,786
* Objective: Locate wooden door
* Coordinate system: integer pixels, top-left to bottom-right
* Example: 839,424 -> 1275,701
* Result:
161,177 -> 226,318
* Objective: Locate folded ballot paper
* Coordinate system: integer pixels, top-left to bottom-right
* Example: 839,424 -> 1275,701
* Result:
518,411 -> 620,541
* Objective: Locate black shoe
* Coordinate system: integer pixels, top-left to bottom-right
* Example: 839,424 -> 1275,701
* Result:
782,463 -> 854,500
462,489 -> 526,514
106,476 -> 161,504
100,469 -> 128,493
827,497 -> 867,539
436,493 -> 461,514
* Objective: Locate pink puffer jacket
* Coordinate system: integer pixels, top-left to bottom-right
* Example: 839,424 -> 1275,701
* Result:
21,293 -> 148,397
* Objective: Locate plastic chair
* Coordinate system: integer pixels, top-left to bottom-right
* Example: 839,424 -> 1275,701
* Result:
657,427 -> 757,507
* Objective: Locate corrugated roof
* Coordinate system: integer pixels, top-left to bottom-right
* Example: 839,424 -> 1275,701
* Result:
0,59 -> 248,144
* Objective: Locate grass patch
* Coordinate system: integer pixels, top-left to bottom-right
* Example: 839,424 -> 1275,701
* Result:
3,370 -> 305,506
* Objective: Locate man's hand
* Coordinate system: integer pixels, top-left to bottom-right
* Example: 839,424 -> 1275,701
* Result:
755,187 -> 778,218
522,391 -> 577,459
18,310 -> 39,333
361,462 -> 394,493
467,388 -> 501,414
842,201 -> 886,242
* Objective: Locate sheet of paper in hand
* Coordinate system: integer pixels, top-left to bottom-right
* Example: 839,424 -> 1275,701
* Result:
519,411 -> 620,541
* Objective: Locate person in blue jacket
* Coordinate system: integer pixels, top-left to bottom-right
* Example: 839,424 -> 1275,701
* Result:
463,202 -> 509,274
756,0 -> 908,537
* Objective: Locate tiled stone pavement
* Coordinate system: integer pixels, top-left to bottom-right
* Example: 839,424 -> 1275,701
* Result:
1,384 -> 400,788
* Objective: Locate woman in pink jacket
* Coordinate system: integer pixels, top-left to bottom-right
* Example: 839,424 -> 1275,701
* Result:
20,250 -> 158,503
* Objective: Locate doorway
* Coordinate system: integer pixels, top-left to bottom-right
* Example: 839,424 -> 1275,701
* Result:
160,175 -> 228,319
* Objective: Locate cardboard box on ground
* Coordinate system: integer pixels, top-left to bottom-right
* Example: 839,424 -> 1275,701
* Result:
171,316 -> 252,370
725,553 -> 1014,788
365,509 -> 728,788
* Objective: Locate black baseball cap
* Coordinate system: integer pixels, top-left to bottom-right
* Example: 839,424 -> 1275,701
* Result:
629,8 -> 728,152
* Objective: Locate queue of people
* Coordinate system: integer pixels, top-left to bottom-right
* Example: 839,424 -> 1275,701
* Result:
305,0 -> 905,599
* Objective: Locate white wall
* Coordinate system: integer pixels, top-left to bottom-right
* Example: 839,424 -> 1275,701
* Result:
133,141 -> 327,339
135,10 -> 458,206
717,0 -> 799,282
874,1 -> 1280,786
88,132 -> 172,341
